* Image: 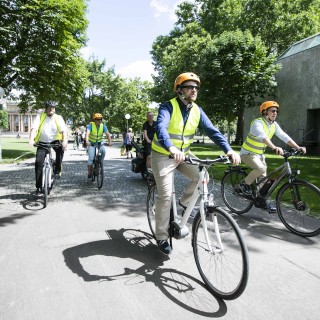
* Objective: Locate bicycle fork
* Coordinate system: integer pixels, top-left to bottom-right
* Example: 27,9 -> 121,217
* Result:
201,200 -> 224,254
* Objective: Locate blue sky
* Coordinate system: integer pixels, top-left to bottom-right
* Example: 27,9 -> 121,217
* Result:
81,0 -> 185,81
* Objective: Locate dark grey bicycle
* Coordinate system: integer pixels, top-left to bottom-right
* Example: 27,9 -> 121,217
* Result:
221,149 -> 320,237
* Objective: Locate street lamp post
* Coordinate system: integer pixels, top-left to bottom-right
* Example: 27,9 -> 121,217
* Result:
125,113 -> 130,132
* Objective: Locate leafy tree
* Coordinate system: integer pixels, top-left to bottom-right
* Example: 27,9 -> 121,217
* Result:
178,0 -> 320,55
151,0 -> 320,143
65,56 -> 153,135
150,22 -> 209,103
0,0 -> 89,110
150,23 -> 278,143
0,110 -> 9,130
199,30 -> 279,144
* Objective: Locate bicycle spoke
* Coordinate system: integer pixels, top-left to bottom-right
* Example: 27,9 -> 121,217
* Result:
97,160 -> 104,189
277,181 -> 320,237
147,185 -> 157,239
221,171 -> 253,214
193,208 -> 249,299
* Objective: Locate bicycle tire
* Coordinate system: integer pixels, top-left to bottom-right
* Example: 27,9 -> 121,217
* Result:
146,184 -> 157,239
91,161 -> 96,182
51,161 -> 56,190
43,167 -> 49,208
276,180 -> 320,237
192,207 -> 249,300
221,170 -> 253,214
97,159 -> 104,189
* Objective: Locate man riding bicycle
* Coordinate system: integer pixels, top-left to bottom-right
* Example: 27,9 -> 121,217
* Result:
151,72 -> 240,255
29,101 -> 68,194
85,113 -> 112,179
240,101 -> 306,212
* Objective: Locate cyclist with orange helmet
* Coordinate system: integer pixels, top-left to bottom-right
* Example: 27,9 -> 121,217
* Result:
240,101 -> 306,212
85,113 -> 112,179
151,72 -> 240,255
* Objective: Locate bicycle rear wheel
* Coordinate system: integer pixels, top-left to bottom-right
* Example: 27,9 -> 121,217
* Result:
277,180 -> 320,237
96,159 -> 104,189
146,183 -> 157,239
192,207 -> 249,300
221,170 -> 253,214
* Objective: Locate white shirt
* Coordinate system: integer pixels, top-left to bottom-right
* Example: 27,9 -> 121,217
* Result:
32,114 -> 67,143
240,118 -> 291,156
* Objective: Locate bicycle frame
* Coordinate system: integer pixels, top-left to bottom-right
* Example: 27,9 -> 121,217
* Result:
42,150 -> 54,190
170,160 -> 226,253
93,144 -> 102,168
253,153 -> 297,200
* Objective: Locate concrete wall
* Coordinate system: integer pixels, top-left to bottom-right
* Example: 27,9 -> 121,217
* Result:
243,43 -> 320,155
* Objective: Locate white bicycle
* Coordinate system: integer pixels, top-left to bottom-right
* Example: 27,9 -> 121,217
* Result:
146,155 -> 249,300
34,142 -> 61,208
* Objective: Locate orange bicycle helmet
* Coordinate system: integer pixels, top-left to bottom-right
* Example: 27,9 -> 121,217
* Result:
174,72 -> 200,91
93,113 -> 103,120
260,101 -> 279,114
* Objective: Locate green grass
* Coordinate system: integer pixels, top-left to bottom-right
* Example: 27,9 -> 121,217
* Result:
190,143 -> 320,188
0,137 -> 36,163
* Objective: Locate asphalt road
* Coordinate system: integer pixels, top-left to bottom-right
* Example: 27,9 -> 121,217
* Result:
0,143 -> 319,320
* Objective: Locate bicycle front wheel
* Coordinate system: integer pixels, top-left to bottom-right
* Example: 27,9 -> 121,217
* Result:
96,159 -> 104,189
43,167 -> 50,208
146,184 -> 157,239
91,162 -> 96,182
277,180 -> 320,237
192,207 -> 249,300
221,170 -> 253,214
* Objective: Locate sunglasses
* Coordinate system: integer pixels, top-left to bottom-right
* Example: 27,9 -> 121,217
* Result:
268,109 -> 279,113
95,118 -> 102,121
181,85 -> 200,91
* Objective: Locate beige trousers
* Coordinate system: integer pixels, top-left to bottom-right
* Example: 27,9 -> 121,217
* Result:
241,153 -> 267,185
151,150 -> 199,240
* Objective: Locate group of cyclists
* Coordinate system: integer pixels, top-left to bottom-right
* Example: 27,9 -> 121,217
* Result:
29,72 -> 307,255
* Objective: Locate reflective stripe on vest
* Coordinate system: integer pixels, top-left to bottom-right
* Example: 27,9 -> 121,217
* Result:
89,122 -> 104,143
152,98 -> 200,155
242,117 -> 276,154
34,113 -> 62,142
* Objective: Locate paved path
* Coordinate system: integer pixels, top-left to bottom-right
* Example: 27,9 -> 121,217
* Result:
0,143 -> 319,320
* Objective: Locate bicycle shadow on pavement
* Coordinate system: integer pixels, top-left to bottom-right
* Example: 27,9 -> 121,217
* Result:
228,210 -> 317,247
62,228 -> 227,317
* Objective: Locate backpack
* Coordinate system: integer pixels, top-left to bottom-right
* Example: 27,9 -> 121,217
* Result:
125,133 -> 133,145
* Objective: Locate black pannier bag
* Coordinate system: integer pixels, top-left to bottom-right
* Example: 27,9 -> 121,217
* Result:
131,157 -> 143,173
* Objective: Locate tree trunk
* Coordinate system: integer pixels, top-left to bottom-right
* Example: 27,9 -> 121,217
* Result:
235,107 -> 245,145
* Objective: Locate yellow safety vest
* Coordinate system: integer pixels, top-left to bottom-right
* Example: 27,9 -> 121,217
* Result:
34,113 -> 62,142
89,122 -> 104,143
242,117 -> 276,154
152,98 -> 200,155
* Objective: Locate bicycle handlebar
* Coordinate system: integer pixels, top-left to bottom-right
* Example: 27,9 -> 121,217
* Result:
283,148 -> 304,159
185,155 -> 231,166
34,142 -> 62,149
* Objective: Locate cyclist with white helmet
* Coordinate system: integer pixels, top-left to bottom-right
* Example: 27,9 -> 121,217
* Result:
240,101 -> 306,211
85,113 -> 112,179
29,101 -> 68,194
151,72 -> 240,255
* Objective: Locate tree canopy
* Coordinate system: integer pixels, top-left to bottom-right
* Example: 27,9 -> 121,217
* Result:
150,0 -> 320,143
0,0 -> 89,110
63,56 -> 153,134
